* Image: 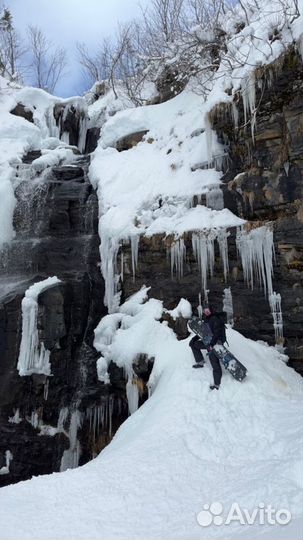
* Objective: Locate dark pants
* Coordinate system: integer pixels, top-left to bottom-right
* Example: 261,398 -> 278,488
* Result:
189,335 -> 206,364
208,351 -> 222,386
189,336 -> 222,386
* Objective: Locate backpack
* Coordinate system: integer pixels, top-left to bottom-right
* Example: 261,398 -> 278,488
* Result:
216,311 -> 227,344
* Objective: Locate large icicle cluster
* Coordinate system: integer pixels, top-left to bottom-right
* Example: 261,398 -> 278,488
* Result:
236,225 -> 284,343
192,229 -> 230,295
85,397 -> 118,446
17,277 -> 61,376
170,238 -> 186,279
236,226 -> 274,296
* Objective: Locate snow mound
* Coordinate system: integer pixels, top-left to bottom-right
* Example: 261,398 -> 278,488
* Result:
0,290 -> 302,540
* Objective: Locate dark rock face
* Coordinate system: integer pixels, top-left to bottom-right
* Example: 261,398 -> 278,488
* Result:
85,128 -> 101,154
0,154 -> 129,487
115,130 -> 149,152
209,48 -> 303,372
10,103 -> 34,123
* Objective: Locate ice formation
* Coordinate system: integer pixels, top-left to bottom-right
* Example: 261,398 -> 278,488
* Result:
269,292 -> 284,343
191,229 -> 231,295
86,398 -> 115,443
236,225 -> 284,342
57,407 -> 69,433
242,72 -> 257,140
170,237 -> 186,279
100,235 -> 120,313
192,232 -> 215,294
217,229 -> 230,281
43,379 -> 49,401
60,410 -> 83,472
0,450 -> 13,476
130,234 -> 140,281
8,409 -> 22,424
17,277 -> 61,376
126,375 -> 139,415
223,287 -> 234,326
236,225 -> 274,296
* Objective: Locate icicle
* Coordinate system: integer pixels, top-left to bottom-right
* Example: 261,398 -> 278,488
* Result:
192,232 -> 215,295
120,251 -> 124,282
236,225 -> 274,297
43,378 -> 49,401
170,237 -> 186,279
126,374 -> 139,415
284,161 -> 290,177
60,410 -> 83,471
108,396 -> 114,438
204,114 -> 213,165
232,102 -> 239,130
61,131 -> 70,145
0,450 -> 13,476
242,72 -> 256,141
57,407 -> 69,432
100,234 -> 120,313
30,411 -> 39,429
17,277 -> 61,376
206,187 -> 224,210
217,229 -> 230,281
236,225 -> 284,344
45,106 -> 59,138
131,235 -> 139,282
8,409 -> 22,424
223,287 -> 234,326
78,115 -> 88,153
197,292 -> 203,318
269,292 -> 284,343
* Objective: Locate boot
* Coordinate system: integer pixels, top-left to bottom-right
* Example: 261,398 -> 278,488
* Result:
192,361 -> 205,369
210,384 -> 220,390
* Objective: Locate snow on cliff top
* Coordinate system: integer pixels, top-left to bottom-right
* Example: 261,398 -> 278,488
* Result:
0,289 -> 302,540
0,78 -> 86,247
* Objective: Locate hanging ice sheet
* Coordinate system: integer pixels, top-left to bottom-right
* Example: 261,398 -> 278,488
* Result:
17,277 -> 61,376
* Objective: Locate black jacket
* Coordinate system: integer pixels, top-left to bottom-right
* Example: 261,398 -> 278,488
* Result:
205,313 -> 223,347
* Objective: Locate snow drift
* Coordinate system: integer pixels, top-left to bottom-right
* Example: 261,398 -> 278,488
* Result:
0,289 -> 302,540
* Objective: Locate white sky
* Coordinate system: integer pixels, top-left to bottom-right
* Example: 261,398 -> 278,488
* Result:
5,0 -> 147,96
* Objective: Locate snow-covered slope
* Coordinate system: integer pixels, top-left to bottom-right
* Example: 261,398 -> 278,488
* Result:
0,290 -> 302,540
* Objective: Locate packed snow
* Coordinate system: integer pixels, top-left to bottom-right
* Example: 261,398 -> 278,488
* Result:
0,289 -> 302,540
89,89 -> 245,312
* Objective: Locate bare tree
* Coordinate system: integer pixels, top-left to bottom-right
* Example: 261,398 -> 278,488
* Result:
27,26 -> 67,93
0,7 -> 25,81
77,38 -> 113,87
75,0 -> 300,105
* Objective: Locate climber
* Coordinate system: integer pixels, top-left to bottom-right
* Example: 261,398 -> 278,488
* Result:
190,305 -> 226,390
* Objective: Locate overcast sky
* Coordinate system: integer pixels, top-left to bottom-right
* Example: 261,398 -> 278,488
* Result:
6,0 -> 147,96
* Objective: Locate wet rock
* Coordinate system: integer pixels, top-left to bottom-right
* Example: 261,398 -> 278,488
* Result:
85,127 -> 101,154
10,103 -> 34,123
0,154 -> 129,485
115,130 -> 149,152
